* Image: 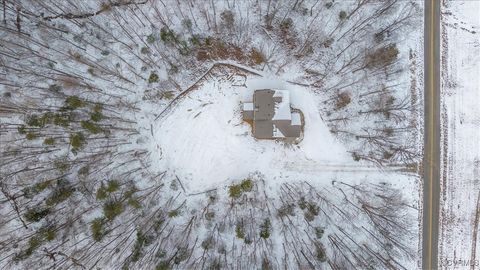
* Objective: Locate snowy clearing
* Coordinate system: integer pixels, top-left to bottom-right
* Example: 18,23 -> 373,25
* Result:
440,0 -> 480,268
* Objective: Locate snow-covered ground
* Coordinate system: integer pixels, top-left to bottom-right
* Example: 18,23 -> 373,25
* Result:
150,67 -> 417,194
151,72 -> 351,192
440,1 -> 480,268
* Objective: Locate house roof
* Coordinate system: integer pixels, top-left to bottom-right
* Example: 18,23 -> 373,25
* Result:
247,89 -> 301,139
253,90 -> 275,120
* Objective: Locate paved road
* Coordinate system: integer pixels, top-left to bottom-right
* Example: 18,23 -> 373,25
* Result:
422,0 -> 441,269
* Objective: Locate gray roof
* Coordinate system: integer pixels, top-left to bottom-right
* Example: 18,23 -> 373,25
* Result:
253,90 -> 275,120
244,89 -> 301,139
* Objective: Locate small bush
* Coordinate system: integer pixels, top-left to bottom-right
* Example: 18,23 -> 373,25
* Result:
279,18 -> 293,30
70,132 -> 86,153
339,11 -> 347,20
17,125 -> 27,134
78,166 -> 90,176
315,227 -> 324,239
148,72 -> 159,83
48,84 -> 62,92
64,96 -> 85,110
25,132 -> 37,140
140,46 -> 150,54
335,92 -> 351,110
128,197 -> 142,209
53,113 -> 72,127
250,48 -> 266,65
90,104 -> 103,122
106,180 -> 120,192
259,219 -> 271,239
182,19 -> 192,30
220,10 -> 235,28
201,236 -> 214,250
228,185 -> 242,198
46,184 -> 74,206
235,222 -> 245,239
277,203 -> 295,217
162,91 -> 175,100
156,261 -> 171,270
43,138 -> 55,145
39,226 -> 56,241
229,179 -> 254,198
168,209 -> 179,218
366,44 -> 399,69
146,34 -> 156,44
24,208 -> 50,222
101,50 -> 110,56
240,179 -> 253,191
103,200 -> 124,220
81,120 -> 102,134
96,184 -> 108,200
315,243 -> 327,262
91,217 -> 107,241
54,160 -> 70,173
160,28 -> 176,44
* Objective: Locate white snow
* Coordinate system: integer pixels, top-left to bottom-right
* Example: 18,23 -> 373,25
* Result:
151,75 -> 352,193
291,112 -> 301,126
441,0 -> 480,265
243,102 -> 253,111
272,90 -> 292,120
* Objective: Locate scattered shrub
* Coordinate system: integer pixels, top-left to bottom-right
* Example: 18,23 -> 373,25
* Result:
91,217 -> 107,241
339,11 -> 347,20
146,34 -> 156,44
70,132 -> 86,153
25,132 -> 37,140
140,46 -> 150,54
148,72 -> 159,83
96,184 -> 108,200
54,160 -> 70,173
250,48 -> 266,65
220,10 -> 235,28
366,44 -> 399,69
106,180 -> 120,192
201,236 -> 214,250
279,18 -> 293,30
182,19 -> 192,30
53,113 -> 72,127
228,185 -> 242,198
277,203 -> 295,217
335,92 -> 351,110
229,179 -> 254,198
259,219 -> 271,239
162,91 -> 175,100
17,125 -> 26,134
81,120 -> 102,134
315,227 -> 324,239
78,166 -> 90,176
103,200 -> 124,220
235,222 -> 245,239
90,103 -> 103,122
46,184 -> 74,206
64,96 -> 85,110
24,208 -> 50,222
160,28 -> 176,44
43,138 -> 55,145
315,243 -> 327,262
48,84 -> 62,92
168,209 -> 179,218
39,226 -> 56,241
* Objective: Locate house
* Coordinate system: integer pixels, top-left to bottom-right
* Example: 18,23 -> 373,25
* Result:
243,89 -> 302,139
